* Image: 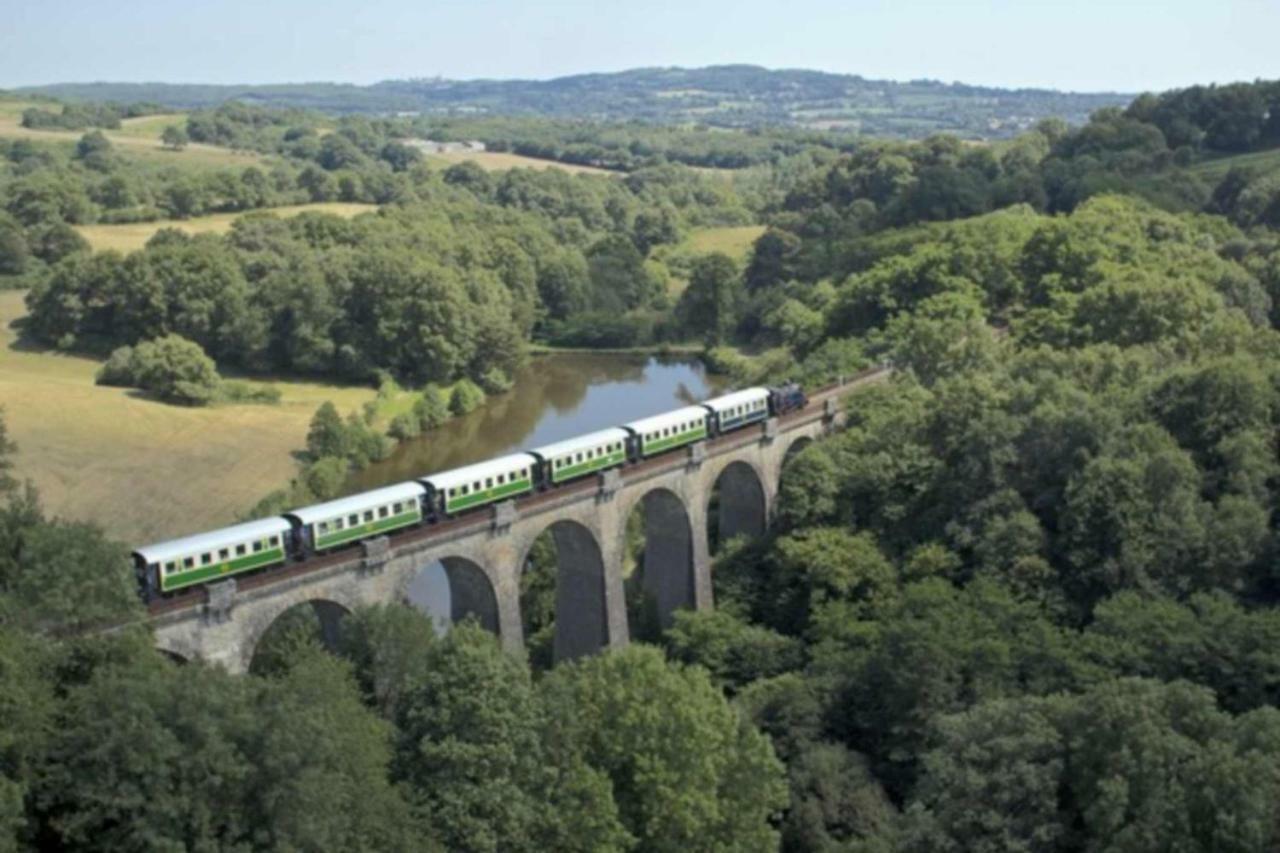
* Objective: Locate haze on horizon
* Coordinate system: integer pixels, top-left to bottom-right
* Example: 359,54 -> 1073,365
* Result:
3,0 -> 1277,95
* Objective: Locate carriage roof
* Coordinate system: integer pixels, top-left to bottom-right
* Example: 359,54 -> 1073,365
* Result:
623,405 -> 711,436
700,387 -> 770,414
285,481 -> 426,526
420,453 -> 540,491
133,517 -> 293,565
529,427 -> 631,460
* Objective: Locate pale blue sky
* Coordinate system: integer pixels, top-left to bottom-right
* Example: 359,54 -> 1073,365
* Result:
2,0 -> 1276,93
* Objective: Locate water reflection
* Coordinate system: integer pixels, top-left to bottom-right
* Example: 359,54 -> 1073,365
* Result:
347,352 -> 726,492
348,352 -> 727,633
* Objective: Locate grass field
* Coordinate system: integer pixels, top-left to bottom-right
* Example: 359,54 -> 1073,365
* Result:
0,290 -> 377,545
678,224 -> 766,258
424,150 -> 616,175
1190,147 -> 1280,181
75,202 -> 378,253
651,224 -> 766,297
0,100 -> 264,170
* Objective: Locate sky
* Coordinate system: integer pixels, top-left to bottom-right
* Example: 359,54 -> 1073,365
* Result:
2,0 -> 1276,93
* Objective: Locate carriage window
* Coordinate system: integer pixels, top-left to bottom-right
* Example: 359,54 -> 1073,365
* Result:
270,536 -> 280,546
484,478 -> 492,489
216,548 -> 227,560
576,453 -> 583,462
164,561 -> 176,573
236,544 -> 246,556
361,510 -> 371,522
378,506 -> 389,518
184,557 -> 194,568
201,553 -> 212,566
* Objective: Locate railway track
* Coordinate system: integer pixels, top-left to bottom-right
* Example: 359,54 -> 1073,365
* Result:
145,365 -> 890,620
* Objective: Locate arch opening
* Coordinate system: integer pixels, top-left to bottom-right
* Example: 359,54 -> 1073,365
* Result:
783,436 -> 814,469
708,460 -> 767,554
623,488 -> 695,643
521,520 -> 609,670
404,556 -> 500,637
249,598 -> 352,677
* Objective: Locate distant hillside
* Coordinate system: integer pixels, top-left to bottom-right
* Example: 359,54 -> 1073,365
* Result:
17,65 -> 1132,139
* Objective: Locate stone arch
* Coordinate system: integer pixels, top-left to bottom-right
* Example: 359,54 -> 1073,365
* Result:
783,435 -> 814,469
243,594 -> 356,673
621,487 -> 696,638
708,460 -> 768,552
402,555 -> 501,636
521,519 -> 610,663
155,647 -> 189,666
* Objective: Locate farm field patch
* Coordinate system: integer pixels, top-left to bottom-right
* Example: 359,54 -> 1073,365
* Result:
74,202 -> 378,252
0,100 -> 265,169
0,290 -> 376,544
425,149 -> 616,175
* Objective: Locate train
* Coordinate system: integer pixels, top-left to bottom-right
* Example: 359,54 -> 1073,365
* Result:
132,382 -> 809,601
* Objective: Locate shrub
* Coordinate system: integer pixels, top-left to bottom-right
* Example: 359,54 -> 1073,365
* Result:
449,379 -> 485,416
387,412 -> 421,441
414,385 -> 448,430
478,368 -> 513,395
94,335 -> 220,406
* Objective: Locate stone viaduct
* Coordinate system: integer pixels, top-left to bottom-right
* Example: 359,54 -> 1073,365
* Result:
149,373 -> 884,673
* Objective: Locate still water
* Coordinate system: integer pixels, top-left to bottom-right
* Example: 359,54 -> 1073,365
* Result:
347,352 -> 727,493
344,352 -> 727,629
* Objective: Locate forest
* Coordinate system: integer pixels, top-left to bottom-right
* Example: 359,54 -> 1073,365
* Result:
2,74 -> 1280,850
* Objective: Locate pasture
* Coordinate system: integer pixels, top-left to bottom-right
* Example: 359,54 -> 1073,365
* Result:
74,202 -> 378,253
1190,147 -> 1280,181
679,224 -> 766,259
0,100 -> 264,169
0,290 -> 377,544
425,149 -> 615,175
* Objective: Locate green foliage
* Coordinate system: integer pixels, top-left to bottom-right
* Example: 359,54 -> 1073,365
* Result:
663,609 -> 804,691
392,623 -> 549,852
906,680 -> 1280,851
413,384 -> 449,430
540,645 -> 788,851
0,493 -> 140,634
677,252 -> 742,344
95,334 -> 221,405
448,378 -> 485,416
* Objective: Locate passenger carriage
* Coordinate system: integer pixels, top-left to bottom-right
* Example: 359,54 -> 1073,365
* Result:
421,452 -> 539,516
286,482 -> 426,554
530,428 -> 631,486
701,388 -> 771,434
623,406 -> 710,458
133,517 -> 292,598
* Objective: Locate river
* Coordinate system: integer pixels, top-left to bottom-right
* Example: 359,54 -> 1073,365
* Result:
347,351 -> 727,493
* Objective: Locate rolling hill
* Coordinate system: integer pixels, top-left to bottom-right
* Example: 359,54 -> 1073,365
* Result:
17,65 -> 1132,139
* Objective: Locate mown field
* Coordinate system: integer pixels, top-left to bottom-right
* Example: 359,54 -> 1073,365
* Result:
424,149 -> 615,175
74,202 -> 378,252
0,100 -> 264,169
651,224 -> 766,298
679,224 -> 765,258
1191,147 -> 1280,181
0,290 -> 376,545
